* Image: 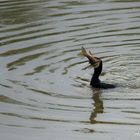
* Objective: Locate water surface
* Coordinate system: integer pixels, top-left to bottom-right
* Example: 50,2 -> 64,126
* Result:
0,0 -> 140,140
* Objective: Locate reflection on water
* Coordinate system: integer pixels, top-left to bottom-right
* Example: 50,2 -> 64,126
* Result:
0,0 -> 140,140
90,90 -> 104,124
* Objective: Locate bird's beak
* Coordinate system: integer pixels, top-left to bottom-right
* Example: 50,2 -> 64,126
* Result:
90,57 -> 101,68
80,47 -> 101,68
92,60 -> 101,68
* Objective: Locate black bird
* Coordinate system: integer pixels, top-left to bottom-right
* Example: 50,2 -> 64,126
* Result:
80,47 -> 115,89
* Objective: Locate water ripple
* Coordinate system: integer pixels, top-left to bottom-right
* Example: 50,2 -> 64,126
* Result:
0,0 -> 140,140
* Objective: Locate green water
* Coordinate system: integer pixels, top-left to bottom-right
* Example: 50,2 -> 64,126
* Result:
0,0 -> 140,140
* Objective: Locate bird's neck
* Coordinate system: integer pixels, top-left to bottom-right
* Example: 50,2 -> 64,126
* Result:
91,61 -> 102,83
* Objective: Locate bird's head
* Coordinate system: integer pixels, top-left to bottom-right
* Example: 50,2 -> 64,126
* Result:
80,47 -> 101,68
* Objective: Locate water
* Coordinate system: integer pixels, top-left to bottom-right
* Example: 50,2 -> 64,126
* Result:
0,0 -> 140,139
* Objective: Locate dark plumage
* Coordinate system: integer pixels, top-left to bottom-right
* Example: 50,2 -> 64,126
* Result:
80,47 -> 115,89
90,59 -> 115,89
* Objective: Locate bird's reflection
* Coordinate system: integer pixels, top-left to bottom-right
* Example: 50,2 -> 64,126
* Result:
90,89 -> 104,123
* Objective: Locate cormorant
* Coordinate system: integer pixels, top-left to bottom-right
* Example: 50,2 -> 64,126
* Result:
80,47 -> 115,89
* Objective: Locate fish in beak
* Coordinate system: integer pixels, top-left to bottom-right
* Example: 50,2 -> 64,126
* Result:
80,47 -> 101,68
